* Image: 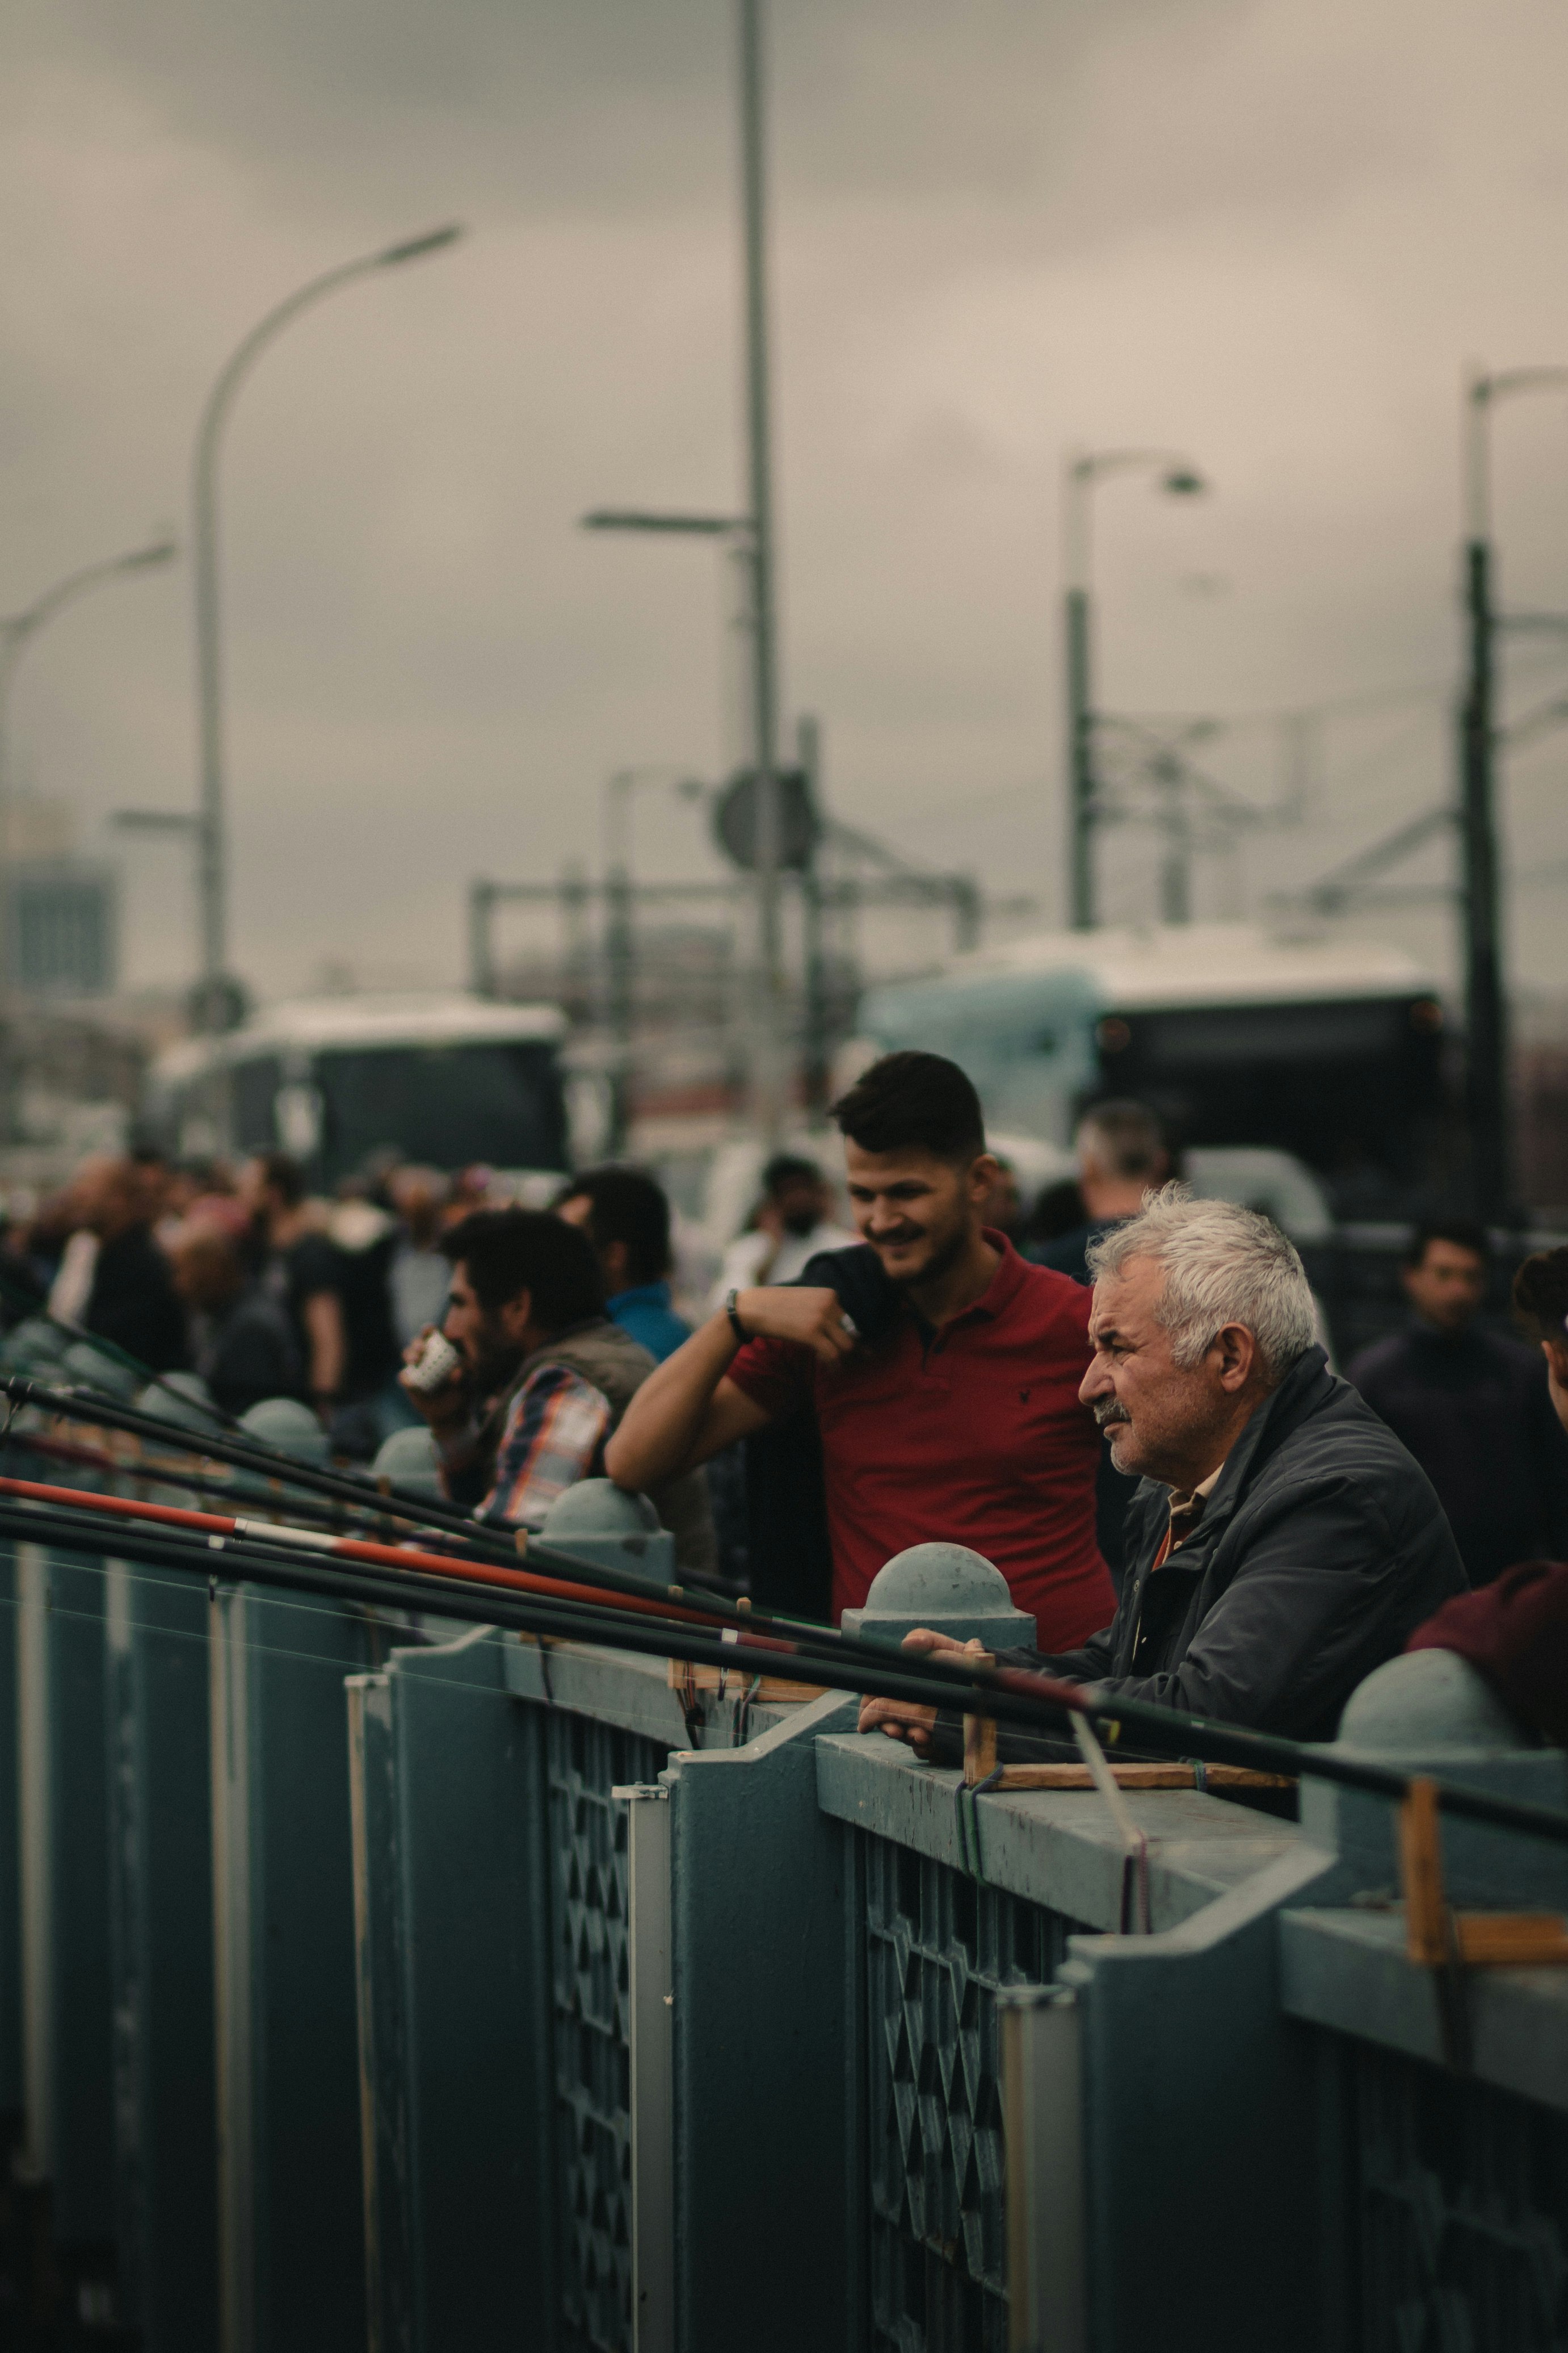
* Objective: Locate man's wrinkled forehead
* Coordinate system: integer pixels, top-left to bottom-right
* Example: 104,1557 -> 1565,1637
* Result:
1088,1256 -> 1166,1347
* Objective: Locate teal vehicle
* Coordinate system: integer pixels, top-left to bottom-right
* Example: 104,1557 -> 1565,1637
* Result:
857,921 -> 1450,1210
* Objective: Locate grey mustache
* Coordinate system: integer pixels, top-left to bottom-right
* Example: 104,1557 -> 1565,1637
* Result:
1093,1401 -> 1130,1429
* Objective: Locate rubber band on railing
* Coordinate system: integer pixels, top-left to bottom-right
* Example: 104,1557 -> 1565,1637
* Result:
1071,1713 -> 1151,1935
732,1674 -> 762,1750
955,1764 -> 1003,1884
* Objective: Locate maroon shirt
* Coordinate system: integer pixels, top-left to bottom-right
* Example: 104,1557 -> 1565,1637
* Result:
726,1232 -> 1114,1646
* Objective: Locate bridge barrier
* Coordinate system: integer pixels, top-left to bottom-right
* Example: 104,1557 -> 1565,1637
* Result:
0,1399 -> 1564,2353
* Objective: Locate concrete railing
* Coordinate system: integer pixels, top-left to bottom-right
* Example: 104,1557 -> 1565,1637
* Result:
0,1362 -> 1563,2353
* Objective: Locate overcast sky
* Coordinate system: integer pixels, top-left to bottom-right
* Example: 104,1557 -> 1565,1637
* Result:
6,0 -> 1568,1001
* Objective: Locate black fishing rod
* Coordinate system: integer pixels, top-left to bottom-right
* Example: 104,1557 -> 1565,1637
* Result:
0,1375 -> 800,1624
0,1375 -> 739,1609
3,1483 -> 1566,1856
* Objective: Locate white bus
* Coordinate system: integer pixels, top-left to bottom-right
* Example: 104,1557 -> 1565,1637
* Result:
856,922 -> 1452,1214
145,994 -> 571,1190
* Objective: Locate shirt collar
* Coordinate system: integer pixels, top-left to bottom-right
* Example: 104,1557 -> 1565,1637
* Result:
947,1230 -> 1027,1323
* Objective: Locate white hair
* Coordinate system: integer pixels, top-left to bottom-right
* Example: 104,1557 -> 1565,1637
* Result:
1086,1181 -> 1316,1383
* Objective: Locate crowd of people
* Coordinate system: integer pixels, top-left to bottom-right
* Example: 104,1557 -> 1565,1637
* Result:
5,1051 -> 1566,1754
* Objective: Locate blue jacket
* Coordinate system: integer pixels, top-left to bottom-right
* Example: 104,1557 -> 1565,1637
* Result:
607,1281 -> 691,1365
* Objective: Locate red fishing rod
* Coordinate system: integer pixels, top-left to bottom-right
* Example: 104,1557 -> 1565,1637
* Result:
0,1471 -> 744,1637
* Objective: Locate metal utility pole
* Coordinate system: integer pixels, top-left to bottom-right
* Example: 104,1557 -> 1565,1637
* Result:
1061,450 -> 1207,930
191,224 -> 461,1028
1458,365 -> 1568,1222
737,0 -> 787,1141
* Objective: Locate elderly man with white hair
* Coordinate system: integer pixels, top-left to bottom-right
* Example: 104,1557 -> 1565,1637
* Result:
862,1184 -> 1466,1751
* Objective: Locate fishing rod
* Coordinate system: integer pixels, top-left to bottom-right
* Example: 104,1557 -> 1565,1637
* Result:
0,1375 -> 814,1626
0,1376 -> 742,1609
3,1477 -> 1566,1856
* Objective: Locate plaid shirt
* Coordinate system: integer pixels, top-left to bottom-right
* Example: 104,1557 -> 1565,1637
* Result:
476,1362 -> 612,1531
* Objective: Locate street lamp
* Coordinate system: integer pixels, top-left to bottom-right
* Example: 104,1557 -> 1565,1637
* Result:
192,221 -> 463,1027
578,1 -> 788,1145
1062,448 -> 1208,929
1459,366 -> 1568,1220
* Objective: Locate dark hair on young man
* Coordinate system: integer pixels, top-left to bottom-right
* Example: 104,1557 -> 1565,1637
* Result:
1405,1217 -> 1489,1270
830,1051 -> 986,1164
443,1208 -> 604,1330
762,1153 -> 821,1194
1512,1245 -> 1568,1344
255,1150 -> 307,1209
555,1167 -> 671,1289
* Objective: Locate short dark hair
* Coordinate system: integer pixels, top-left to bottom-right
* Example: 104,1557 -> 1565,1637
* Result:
1405,1217 -> 1489,1270
831,1051 -> 985,1164
762,1154 -> 821,1194
443,1208 -> 604,1331
1513,1246 -> 1568,1343
255,1150 -> 306,1209
556,1166 -> 671,1287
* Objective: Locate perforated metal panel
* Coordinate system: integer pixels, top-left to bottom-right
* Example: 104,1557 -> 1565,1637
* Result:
1353,2041 -> 1568,2353
547,1712 -> 667,2353
861,1831 -> 1088,2353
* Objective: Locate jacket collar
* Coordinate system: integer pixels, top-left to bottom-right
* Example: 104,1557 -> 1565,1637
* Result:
1179,1344 -> 1332,1537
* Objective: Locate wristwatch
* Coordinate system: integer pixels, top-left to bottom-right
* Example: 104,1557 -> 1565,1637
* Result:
724,1287 -> 749,1344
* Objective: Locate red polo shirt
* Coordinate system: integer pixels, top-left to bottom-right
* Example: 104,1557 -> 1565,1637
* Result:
726,1233 -> 1115,1646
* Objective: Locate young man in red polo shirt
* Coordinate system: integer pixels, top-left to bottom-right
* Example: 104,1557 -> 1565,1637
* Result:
606,1052 -> 1113,1646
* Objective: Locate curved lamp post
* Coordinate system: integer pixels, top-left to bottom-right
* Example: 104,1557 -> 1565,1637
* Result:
192,223 -> 462,1024
1063,448 -> 1208,929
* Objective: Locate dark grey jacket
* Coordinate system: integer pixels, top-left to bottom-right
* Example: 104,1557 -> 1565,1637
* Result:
1008,1345 -> 1468,1742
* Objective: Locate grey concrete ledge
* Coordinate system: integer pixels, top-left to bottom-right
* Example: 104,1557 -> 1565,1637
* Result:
815,1729 -> 1305,1934
1280,1906 -> 1568,2113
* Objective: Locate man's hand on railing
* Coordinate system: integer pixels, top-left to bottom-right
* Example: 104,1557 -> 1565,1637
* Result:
857,1628 -> 987,1755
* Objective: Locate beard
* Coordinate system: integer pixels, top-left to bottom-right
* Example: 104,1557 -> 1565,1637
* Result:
878,1218 -> 968,1290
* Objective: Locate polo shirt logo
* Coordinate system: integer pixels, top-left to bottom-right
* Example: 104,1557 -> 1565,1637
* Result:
1019,1388 -> 1032,1402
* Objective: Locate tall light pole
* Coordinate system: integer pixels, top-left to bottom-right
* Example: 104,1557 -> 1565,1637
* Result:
737,0 -> 787,1143
581,0 -> 790,1143
191,223 -> 461,1027
1062,448 -> 1207,929
1460,366 -> 1568,1221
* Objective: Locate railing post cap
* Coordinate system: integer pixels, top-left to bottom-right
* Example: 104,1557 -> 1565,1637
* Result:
239,1394 -> 332,1466
1336,1648 -> 1532,1753
369,1423 -> 444,1494
542,1478 -> 662,1541
841,1541 -> 1036,1649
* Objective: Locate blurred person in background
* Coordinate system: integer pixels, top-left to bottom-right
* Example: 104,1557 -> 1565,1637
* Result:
707,1152 -> 855,1310
401,1207 -> 715,1571
1348,1218 -> 1568,1587
56,1154 -> 188,1372
386,1166 -> 452,1346
326,1175 -> 405,1456
1394,1243 -> 1568,1750
171,1223 -> 301,1415
556,1165 -> 690,1363
157,1158 -> 248,1249
974,1154 -> 1023,1242
241,1151 -> 346,1425
1028,1101 -> 1170,1283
